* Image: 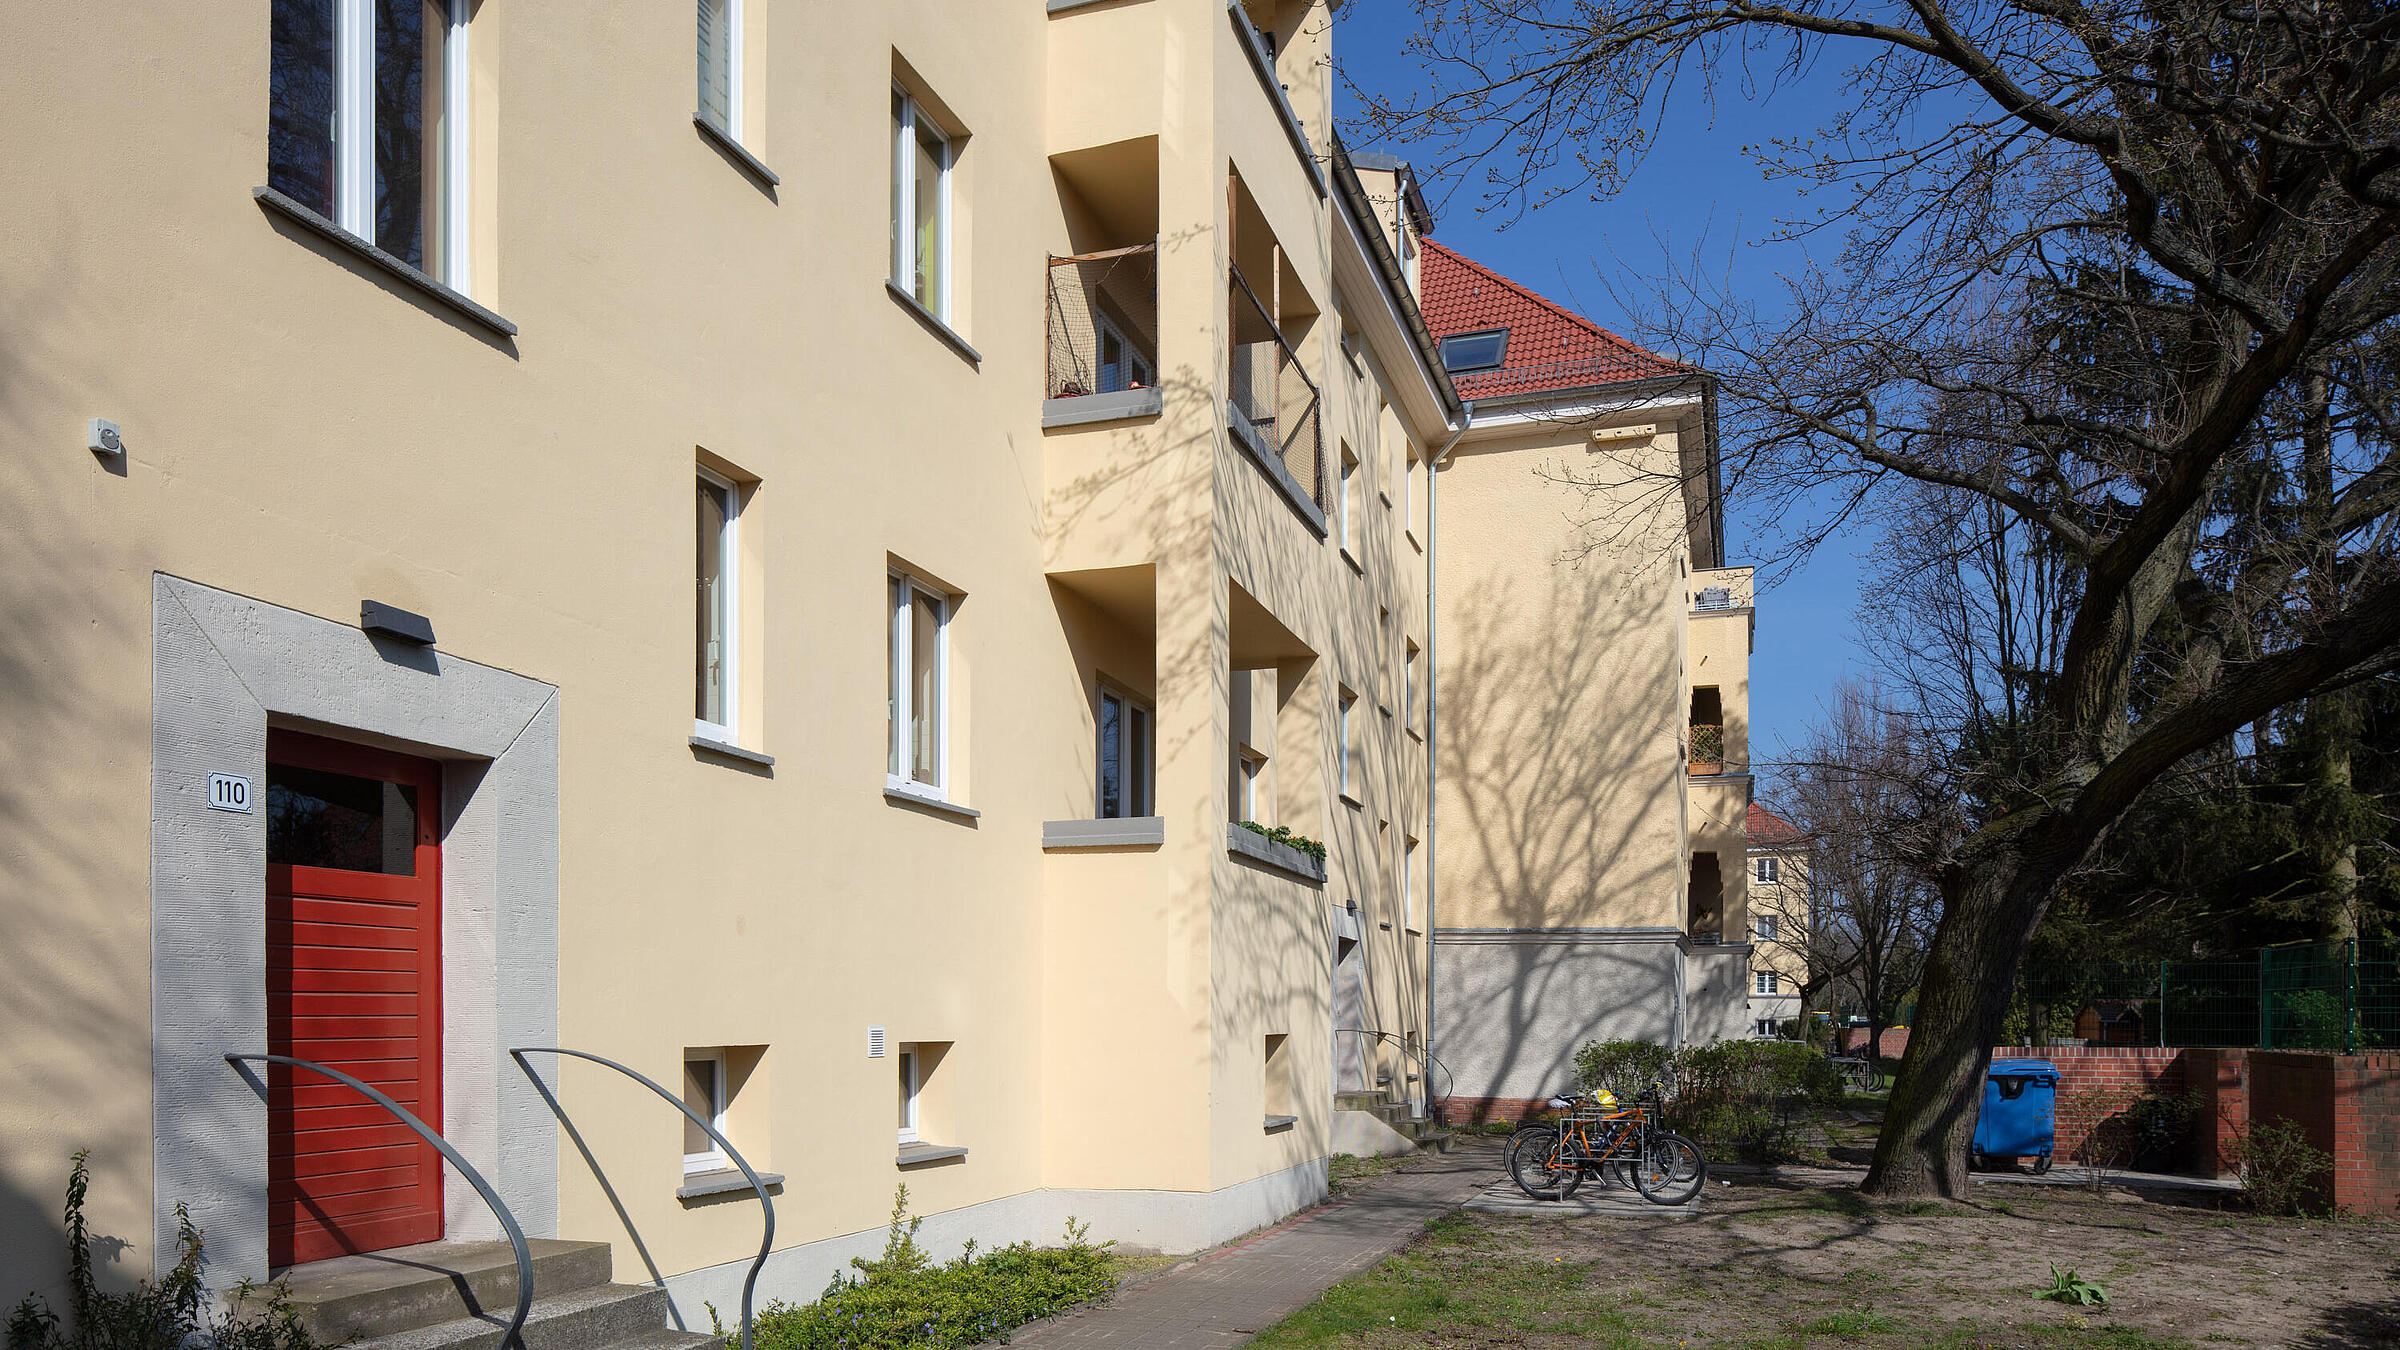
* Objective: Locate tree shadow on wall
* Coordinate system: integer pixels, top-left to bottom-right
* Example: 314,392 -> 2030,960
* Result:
1436,563 -> 1682,1106
0,249 -> 153,1304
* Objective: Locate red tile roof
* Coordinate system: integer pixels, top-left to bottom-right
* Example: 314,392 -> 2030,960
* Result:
1420,239 -> 1688,400
1748,803 -> 1805,847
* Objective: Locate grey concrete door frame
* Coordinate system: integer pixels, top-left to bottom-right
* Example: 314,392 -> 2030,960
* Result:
151,575 -> 559,1285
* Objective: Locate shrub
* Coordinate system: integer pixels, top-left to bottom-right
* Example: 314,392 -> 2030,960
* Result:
7,1152 -> 322,1350
747,1187 -> 1115,1350
2228,1118 -> 2334,1217
1571,1039 -> 1843,1162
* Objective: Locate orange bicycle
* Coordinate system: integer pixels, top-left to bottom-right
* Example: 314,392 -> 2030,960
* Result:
1507,1082 -> 1706,1204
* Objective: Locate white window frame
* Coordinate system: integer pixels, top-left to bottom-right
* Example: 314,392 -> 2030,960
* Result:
683,1050 -> 729,1175
1339,451 -> 1359,556
1097,681 -> 1154,819
888,572 -> 950,796
695,467 -> 741,743
1337,688 -> 1357,800
890,86 -> 954,321
1754,913 -> 1779,942
1403,836 -> 1418,931
698,0 -> 744,140
1095,312 -> 1153,393
1237,748 -> 1265,821
1754,855 -> 1780,884
314,0 -> 472,290
1404,642 -> 1419,731
1755,970 -> 1778,996
896,1048 -> 920,1145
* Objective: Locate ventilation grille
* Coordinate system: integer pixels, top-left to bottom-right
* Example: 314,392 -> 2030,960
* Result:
867,1026 -> 886,1059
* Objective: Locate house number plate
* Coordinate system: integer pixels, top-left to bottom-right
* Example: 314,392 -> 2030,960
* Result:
207,773 -> 253,813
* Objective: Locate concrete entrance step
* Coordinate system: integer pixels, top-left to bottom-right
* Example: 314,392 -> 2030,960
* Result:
242,1238 -> 710,1350
363,1281 -> 694,1350
243,1240 -> 615,1345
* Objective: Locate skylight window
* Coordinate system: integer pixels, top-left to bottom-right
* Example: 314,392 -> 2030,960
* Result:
1439,328 -> 1509,373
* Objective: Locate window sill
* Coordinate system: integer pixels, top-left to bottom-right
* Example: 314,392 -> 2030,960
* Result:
691,735 -> 776,770
1341,548 -> 1364,576
885,281 -> 982,367
1225,823 -> 1326,884
252,186 -> 518,338
1339,792 -> 1365,811
885,782 -> 981,821
1377,921 -> 1393,931
896,1142 -> 969,1167
1406,727 -> 1424,744
693,113 -> 782,189
1043,817 -> 1166,849
676,1169 -> 784,1200
1044,389 -> 1163,428
1263,1114 -> 1297,1132
1406,529 -> 1423,555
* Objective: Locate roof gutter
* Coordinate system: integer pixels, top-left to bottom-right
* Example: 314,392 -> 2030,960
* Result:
1330,136 -> 1464,424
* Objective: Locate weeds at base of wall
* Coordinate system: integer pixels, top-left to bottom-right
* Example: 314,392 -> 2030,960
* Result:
2227,1118 -> 2336,1217
738,1186 -> 1116,1350
5,1151 -> 325,1350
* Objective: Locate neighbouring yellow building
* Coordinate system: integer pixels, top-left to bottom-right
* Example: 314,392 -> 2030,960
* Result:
0,0 -> 1760,1337
1414,241 -> 1766,1120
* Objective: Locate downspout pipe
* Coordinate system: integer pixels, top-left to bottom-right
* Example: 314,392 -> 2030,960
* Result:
1424,404 -> 1474,1119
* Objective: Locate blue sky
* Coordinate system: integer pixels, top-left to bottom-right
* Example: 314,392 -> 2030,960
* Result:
1335,11 -> 1874,771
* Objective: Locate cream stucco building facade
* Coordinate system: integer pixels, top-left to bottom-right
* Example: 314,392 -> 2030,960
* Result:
0,0 -> 1755,1323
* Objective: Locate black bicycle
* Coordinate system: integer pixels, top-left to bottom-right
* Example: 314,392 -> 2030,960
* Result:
1505,1083 -> 1707,1205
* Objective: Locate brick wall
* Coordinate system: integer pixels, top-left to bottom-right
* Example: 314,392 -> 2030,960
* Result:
2186,1047 -> 2250,1177
1988,1045 -> 2187,1167
2248,1050 -> 2400,1215
1442,1096 -> 1551,1127
1836,1026 -> 1911,1060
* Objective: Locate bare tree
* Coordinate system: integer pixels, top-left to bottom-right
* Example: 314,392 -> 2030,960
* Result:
1359,0 -> 2400,1194
1784,681 -> 1946,1069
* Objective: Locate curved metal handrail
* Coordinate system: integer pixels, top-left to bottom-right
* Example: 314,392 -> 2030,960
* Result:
1331,1029 -> 1459,1115
225,1053 -> 533,1350
510,1047 -> 773,1350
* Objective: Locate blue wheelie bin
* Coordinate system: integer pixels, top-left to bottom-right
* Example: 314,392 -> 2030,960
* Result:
1970,1058 -> 2059,1173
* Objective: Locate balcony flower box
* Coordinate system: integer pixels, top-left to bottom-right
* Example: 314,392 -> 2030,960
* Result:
1227,822 -> 1327,884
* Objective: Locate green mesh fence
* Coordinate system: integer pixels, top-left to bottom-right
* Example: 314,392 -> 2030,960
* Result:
2016,940 -> 2396,1050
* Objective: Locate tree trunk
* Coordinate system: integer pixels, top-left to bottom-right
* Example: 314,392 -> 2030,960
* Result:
1861,827 -> 2080,1197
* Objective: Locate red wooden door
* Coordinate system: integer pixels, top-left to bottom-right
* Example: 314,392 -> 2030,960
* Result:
266,730 -> 444,1267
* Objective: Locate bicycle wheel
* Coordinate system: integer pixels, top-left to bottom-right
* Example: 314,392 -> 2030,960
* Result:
1632,1132 -> 1707,1206
1507,1127 -> 1585,1200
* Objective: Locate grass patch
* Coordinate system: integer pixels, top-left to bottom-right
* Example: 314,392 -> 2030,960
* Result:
1795,1308 -> 1901,1338
1327,1153 -> 1413,1198
1249,1216 -> 1647,1348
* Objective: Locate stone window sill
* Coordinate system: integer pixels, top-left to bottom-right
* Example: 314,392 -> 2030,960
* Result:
896,1142 -> 968,1167
1263,1114 -> 1297,1132
693,113 -> 782,189
691,735 -> 776,770
1044,817 -> 1166,849
253,186 -> 518,339
677,1168 -> 784,1200
886,781 -> 982,821
886,282 -> 982,367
